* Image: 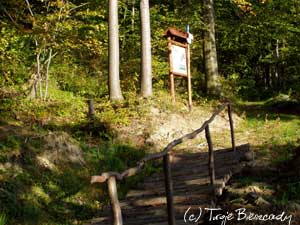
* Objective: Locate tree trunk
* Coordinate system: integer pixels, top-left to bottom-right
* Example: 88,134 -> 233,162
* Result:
44,48 -> 52,100
108,0 -> 123,101
274,39 -> 280,91
36,49 -> 43,99
203,0 -> 220,96
140,0 -> 152,98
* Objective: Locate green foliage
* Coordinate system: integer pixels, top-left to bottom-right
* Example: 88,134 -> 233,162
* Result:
216,0 -> 300,99
0,214 -> 6,225
98,144 -> 144,172
0,135 -> 22,162
235,176 -> 255,187
54,63 -> 106,98
84,142 -> 148,200
278,182 -> 300,204
1,0 -> 300,100
0,26 -> 32,87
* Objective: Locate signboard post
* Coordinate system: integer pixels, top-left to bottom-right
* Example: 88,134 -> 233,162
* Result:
164,27 -> 193,109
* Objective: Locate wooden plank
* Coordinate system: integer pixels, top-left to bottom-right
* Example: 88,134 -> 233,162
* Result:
141,178 -> 232,196
171,71 -> 188,77
128,194 -> 211,207
143,164 -> 240,185
172,144 -> 249,159
168,39 -> 188,48
126,186 -> 208,199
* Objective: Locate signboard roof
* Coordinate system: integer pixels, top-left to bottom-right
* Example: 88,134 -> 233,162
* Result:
163,27 -> 188,43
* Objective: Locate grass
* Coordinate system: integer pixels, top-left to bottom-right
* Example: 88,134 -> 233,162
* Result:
276,182 -> 300,205
0,214 -> 6,225
235,99 -> 300,163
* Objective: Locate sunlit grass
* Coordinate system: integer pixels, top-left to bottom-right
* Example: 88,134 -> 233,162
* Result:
235,99 -> 300,166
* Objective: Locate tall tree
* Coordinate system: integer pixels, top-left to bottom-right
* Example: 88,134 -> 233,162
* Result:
109,0 -> 123,101
203,0 -> 220,96
140,0 -> 152,97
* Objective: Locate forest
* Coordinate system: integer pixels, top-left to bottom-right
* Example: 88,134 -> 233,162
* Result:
0,0 -> 300,225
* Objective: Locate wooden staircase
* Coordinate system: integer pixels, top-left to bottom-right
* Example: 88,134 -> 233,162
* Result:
88,103 -> 253,225
88,145 -> 251,225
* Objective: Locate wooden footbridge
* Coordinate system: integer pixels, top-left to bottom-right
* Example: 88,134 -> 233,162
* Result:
89,103 -> 252,225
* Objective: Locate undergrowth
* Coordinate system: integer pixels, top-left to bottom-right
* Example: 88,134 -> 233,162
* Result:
0,87 -> 168,224
227,98 -> 300,210
1,87 -> 299,224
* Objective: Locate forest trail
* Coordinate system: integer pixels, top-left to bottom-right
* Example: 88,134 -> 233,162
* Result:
87,144 -> 252,225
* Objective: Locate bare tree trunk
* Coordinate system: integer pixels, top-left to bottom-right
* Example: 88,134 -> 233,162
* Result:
36,49 -> 43,99
274,39 -> 279,91
131,0 -> 135,32
108,0 -> 124,101
44,48 -> 52,100
203,0 -> 220,97
140,0 -> 152,98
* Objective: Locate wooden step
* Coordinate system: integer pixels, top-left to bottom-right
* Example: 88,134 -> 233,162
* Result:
87,204 -> 211,225
125,194 -> 211,207
142,170 -> 236,190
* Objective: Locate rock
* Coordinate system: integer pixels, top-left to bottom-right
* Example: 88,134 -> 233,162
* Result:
119,104 -> 244,151
254,196 -> 271,206
36,156 -> 57,171
38,132 -> 85,170
248,185 -> 263,194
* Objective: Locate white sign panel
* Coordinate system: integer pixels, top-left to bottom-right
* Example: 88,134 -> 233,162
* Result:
171,45 -> 187,75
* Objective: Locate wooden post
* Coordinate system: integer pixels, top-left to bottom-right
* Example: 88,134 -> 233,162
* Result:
227,104 -> 236,152
187,44 -> 192,110
163,153 -> 176,225
87,99 -> 95,119
205,125 -> 215,198
170,74 -> 175,103
168,37 -> 175,103
108,177 -> 123,225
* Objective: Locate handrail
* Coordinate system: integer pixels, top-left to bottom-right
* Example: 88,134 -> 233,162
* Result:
90,102 -> 236,225
91,102 -> 233,184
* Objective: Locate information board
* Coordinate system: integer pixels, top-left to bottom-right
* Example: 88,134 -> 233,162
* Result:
171,45 -> 187,76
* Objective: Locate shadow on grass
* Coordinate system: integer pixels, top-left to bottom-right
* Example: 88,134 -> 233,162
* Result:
234,100 -> 300,122
226,143 -> 300,205
0,117 -> 149,225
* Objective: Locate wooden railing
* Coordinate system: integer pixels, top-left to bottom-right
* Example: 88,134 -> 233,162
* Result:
91,102 -> 236,225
